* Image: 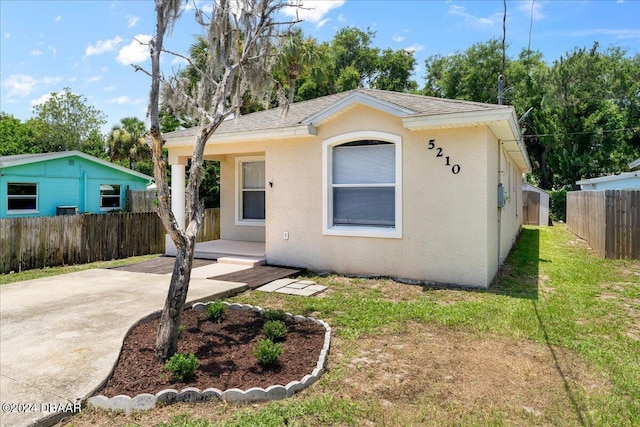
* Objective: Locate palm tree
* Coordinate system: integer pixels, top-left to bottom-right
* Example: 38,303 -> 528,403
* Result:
106,117 -> 149,170
276,29 -> 326,104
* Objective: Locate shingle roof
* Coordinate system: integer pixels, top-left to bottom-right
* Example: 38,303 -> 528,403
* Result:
163,88 -> 511,139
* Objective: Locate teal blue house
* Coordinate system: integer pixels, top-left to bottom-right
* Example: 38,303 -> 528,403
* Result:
0,151 -> 153,218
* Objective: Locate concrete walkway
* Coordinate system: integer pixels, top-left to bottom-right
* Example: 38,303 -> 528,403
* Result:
0,268 -> 247,427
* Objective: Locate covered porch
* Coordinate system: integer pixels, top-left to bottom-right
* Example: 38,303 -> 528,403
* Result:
194,239 -> 265,265
167,151 -> 267,267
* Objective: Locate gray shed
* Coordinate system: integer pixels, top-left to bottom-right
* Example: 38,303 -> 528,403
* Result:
522,183 -> 550,226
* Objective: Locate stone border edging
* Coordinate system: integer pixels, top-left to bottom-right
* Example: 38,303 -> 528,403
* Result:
87,302 -> 331,412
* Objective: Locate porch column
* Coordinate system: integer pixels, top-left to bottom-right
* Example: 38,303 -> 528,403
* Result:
165,160 -> 187,256
171,163 -> 186,229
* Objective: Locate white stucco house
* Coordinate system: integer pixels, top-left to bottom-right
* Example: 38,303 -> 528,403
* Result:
576,172 -> 640,191
163,89 -> 531,288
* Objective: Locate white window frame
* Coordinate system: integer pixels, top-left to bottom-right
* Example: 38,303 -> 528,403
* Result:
322,131 -> 402,239
7,182 -> 39,214
100,184 -> 122,211
235,156 -> 266,226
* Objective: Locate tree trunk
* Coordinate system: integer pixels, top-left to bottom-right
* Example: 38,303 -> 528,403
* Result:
287,76 -> 297,104
155,238 -> 195,359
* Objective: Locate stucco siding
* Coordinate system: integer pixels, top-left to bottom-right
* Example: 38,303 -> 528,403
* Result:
169,95 -> 529,287
218,154 -> 266,242
260,106 -> 495,287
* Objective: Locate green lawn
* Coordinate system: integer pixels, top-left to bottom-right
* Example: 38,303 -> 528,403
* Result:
0,254 -> 159,286
38,225 -> 640,426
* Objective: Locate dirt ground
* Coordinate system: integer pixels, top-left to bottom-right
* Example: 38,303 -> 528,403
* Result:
62,316 -> 608,426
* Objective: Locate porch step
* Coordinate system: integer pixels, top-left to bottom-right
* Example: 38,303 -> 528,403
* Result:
216,256 -> 266,267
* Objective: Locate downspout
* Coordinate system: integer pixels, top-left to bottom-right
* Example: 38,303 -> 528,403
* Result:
81,170 -> 87,212
497,140 -> 502,272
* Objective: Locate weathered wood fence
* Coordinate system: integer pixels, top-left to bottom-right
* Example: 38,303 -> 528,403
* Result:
127,189 -> 158,213
567,190 -> 640,259
0,208 -> 220,273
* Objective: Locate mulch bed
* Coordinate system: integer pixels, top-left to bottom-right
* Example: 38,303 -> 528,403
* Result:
98,308 -> 326,397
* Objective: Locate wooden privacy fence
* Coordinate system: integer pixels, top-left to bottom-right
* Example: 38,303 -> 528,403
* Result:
0,208 -> 220,273
567,190 -> 640,259
127,189 -> 158,213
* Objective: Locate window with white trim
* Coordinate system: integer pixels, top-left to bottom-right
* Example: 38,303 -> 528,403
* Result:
236,157 -> 265,225
100,184 -> 121,209
7,183 -> 38,212
323,131 -> 402,238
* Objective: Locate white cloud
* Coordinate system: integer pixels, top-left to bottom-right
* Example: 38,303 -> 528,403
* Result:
116,34 -> 152,65
171,56 -> 189,66
126,15 -> 140,27
41,76 -> 62,85
2,75 -> 38,98
1,75 -> 63,98
106,96 -> 145,105
54,15 -> 62,22
405,44 -> 425,53
392,34 -> 405,43
518,0 -> 544,21
448,4 -> 500,28
104,85 -> 116,92
182,0 -> 213,13
48,45 -> 57,57
315,18 -> 330,29
68,77 -> 77,83
85,36 -> 125,57
30,49 -> 43,57
31,93 -> 53,108
4,32 -> 10,39
284,0 -> 345,24
337,13 -> 346,23
568,27 -> 640,40
86,76 -> 103,84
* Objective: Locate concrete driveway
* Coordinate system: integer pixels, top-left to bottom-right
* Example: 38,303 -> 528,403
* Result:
0,266 -> 248,427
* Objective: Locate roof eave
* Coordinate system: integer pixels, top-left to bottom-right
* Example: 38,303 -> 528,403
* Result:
0,151 -> 153,182
402,108 -> 532,173
301,91 -> 417,126
163,124 -> 317,147
577,172 -> 640,185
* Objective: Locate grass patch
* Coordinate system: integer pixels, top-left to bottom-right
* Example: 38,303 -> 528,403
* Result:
0,254 -> 160,286
59,225 -> 639,426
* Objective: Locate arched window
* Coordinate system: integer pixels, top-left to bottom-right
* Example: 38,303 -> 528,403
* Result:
323,131 -> 402,238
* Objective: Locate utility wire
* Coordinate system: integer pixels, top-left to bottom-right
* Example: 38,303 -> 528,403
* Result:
527,0 -> 535,63
523,127 -> 639,139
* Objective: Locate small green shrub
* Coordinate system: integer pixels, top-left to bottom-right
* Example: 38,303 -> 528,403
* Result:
178,323 -> 185,337
263,309 -> 287,322
253,338 -> 283,367
549,187 -> 568,222
164,352 -> 199,382
207,300 -> 227,322
263,320 -> 288,341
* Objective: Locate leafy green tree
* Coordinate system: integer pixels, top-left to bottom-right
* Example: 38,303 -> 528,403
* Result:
274,28 -> 327,103
372,48 -> 417,92
106,117 -> 150,170
30,87 -> 107,152
0,113 -> 35,155
423,38 -> 505,103
332,27 -> 379,90
542,44 -> 637,189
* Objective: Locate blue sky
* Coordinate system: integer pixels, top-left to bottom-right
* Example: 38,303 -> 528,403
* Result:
1,0 -> 639,133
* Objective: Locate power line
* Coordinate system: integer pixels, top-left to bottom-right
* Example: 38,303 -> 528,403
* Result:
527,0 -> 535,56
523,127 -> 639,139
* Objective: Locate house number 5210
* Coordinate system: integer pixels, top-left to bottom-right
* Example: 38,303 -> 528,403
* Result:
428,139 -> 461,174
